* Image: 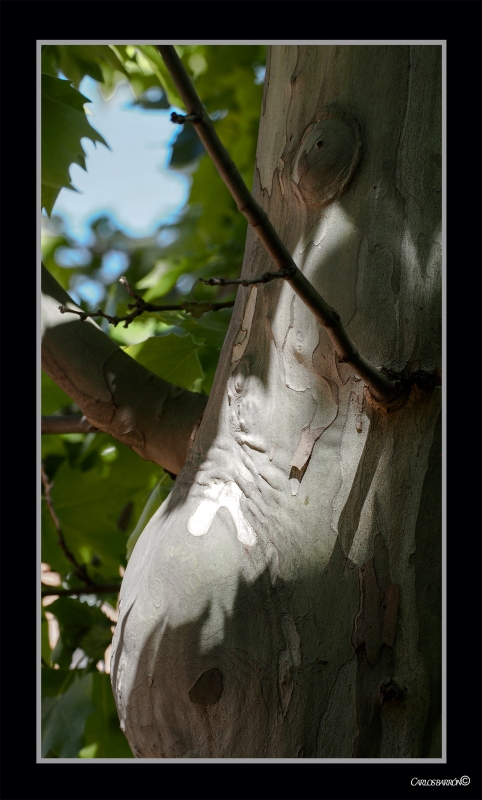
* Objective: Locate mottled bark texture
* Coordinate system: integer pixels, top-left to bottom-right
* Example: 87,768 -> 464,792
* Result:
111,45 -> 442,758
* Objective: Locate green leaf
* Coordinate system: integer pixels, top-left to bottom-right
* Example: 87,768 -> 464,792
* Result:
79,672 -> 134,758
169,307 -> 232,348
134,45 -> 184,107
137,259 -> 189,302
41,369 -> 75,415
42,670 -> 95,757
41,440 -> 162,582
128,88 -> 170,111
197,345 -> 224,394
80,619 -> 113,663
125,332 -> 204,391
170,123 -> 205,169
41,608 -> 52,665
41,74 -> 109,215
48,597 -> 94,669
48,597 -> 113,668
41,45 -> 129,91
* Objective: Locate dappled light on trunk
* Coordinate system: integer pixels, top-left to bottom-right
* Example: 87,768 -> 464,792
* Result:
112,45 -> 441,758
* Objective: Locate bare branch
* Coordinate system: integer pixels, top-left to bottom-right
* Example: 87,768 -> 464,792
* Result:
171,111 -> 201,124
41,463 -> 122,599
41,463 -> 91,585
41,583 -> 121,598
42,415 -> 96,435
58,275 -> 235,328
157,45 -> 403,405
200,270 -> 292,288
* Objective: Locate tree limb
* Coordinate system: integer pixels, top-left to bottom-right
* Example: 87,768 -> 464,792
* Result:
42,415 -> 96,435
41,583 -> 121,598
157,45 -> 403,404
41,263 -> 207,474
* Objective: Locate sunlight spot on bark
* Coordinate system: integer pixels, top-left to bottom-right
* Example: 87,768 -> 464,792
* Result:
187,480 -> 257,546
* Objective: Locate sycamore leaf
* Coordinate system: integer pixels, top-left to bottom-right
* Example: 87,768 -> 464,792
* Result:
42,443 -> 161,582
79,673 -> 134,758
41,45 -> 129,90
42,670 -> 95,758
125,332 -> 204,391
48,597 -> 113,668
170,123 -> 205,169
41,74 -> 109,215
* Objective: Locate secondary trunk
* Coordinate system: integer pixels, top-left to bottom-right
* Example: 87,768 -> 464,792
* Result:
111,44 -> 442,758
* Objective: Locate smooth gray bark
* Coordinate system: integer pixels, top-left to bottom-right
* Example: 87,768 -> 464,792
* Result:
111,45 -> 442,758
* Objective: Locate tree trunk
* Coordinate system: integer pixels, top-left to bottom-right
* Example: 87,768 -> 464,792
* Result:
111,45 -> 441,759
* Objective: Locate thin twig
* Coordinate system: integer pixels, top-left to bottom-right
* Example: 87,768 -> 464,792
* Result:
41,583 -> 121,598
157,45 -> 403,404
171,111 -> 201,124
59,275 -> 235,328
201,270 -> 292,288
41,463 -> 91,585
41,464 -> 122,599
42,415 -> 97,435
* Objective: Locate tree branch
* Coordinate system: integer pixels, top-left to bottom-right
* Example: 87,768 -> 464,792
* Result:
41,583 -> 121,598
41,463 -> 122,599
200,270 -> 292,288
42,264 -> 207,474
41,463 -> 92,585
58,275 -> 234,327
42,415 -> 96,435
157,45 -> 403,405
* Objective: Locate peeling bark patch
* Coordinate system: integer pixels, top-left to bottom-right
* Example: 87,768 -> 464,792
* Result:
231,286 -> 257,363
280,295 -> 328,393
290,425 -> 325,471
257,46 -> 298,195
189,668 -> 224,706
352,559 -> 400,664
289,474 -> 301,496
187,480 -> 257,546
289,424 -> 325,494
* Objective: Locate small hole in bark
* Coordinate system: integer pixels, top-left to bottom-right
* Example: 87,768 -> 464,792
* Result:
189,668 -> 224,706
316,140 -> 324,148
